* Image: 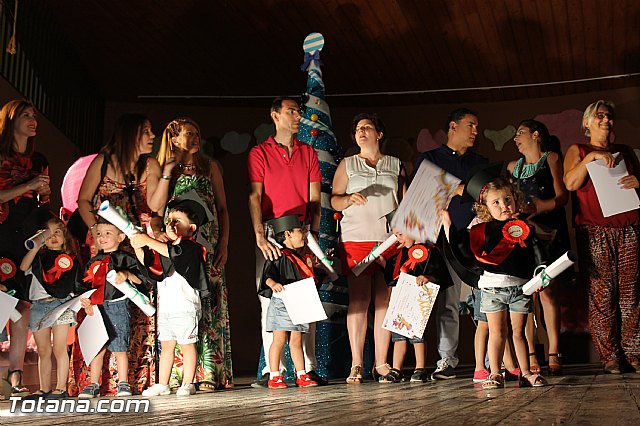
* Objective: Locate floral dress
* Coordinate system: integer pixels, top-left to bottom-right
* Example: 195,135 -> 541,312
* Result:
68,159 -> 155,396
167,174 -> 233,389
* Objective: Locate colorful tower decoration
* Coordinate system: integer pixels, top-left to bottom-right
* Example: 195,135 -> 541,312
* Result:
297,33 -> 355,379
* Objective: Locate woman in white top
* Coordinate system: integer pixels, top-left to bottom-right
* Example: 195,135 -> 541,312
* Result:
331,113 -> 406,383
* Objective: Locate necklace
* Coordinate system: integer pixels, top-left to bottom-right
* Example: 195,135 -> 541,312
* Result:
513,152 -> 549,179
179,163 -> 196,171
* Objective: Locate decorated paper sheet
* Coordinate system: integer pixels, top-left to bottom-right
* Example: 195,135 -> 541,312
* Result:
382,272 -> 440,339
391,160 -> 460,243
585,153 -> 640,217
272,277 -> 327,325
0,291 -> 20,333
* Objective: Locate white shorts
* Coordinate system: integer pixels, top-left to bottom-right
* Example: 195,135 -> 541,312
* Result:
158,312 -> 199,344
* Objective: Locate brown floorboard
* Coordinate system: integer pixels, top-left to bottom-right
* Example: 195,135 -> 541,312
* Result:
2,365 -> 640,425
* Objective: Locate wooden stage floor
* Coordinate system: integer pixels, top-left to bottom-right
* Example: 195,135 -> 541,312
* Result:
2,364 -> 640,425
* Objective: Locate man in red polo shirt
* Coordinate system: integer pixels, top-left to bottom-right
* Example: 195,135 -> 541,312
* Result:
248,97 -> 323,387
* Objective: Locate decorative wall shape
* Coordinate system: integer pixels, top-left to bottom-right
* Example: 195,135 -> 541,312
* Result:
484,125 -> 516,151
221,131 -> 251,154
416,128 -> 446,153
535,109 -> 589,153
253,122 -> 275,145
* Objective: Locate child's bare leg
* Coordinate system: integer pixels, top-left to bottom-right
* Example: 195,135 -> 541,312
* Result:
269,331 -> 288,374
114,352 -> 129,383
32,328 -> 53,392
51,324 -> 70,391
509,312 -> 530,374
525,311 -> 538,367
90,347 -> 107,384
486,311 -> 508,375
159,340 -> 177,385
503,336 -> 519,371
414,343 -> 427,369
180,343 -> 197,385
474,320 -> 489,371
392,340 -> 408,370
289,332 -> 305,372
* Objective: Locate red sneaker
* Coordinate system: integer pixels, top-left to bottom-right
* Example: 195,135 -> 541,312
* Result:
295,373 -> 318,387
268,376 -> 287,389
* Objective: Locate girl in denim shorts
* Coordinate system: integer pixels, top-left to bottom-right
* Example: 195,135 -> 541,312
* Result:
20,216 -> 80,399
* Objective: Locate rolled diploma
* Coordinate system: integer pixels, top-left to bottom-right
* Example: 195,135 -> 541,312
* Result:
351,234 -> 398,277
97,201 -> 139,237
306,233 -> 338,281
106,270 -> 155,316
25,229 -> 52,250
522,251 -> 577,295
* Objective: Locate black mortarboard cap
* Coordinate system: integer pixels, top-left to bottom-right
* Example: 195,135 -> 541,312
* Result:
168,190 -> 214,228
463,162 -> 505,203
267,214 -> 302,235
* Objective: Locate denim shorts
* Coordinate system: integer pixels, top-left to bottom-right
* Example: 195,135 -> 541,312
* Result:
101,299 -> 131,352
158,312 -> 199,344
29,295 -> 76,332
391,331 -> 424,344
480,286 -> 532,314
266,297 -> 309,333
472,287 -> 488,322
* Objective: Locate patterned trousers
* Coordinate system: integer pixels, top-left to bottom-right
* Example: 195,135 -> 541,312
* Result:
576,225 -> 640,364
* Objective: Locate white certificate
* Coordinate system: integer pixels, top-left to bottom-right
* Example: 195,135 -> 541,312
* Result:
38,289 -> 96,330
77,308 -> 109,365
391,160 -> 460,243
0,291 -> 20,333
271,277 -> 327,325
382,272 -> 440,339
585,153 -> 640,217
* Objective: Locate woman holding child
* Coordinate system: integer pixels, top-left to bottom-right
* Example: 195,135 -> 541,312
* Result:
153,117 -> 233,389
564,100 -> 640,374
331,113 -> 406,383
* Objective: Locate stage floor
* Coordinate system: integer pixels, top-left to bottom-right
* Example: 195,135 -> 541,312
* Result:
2,364 -> 639,425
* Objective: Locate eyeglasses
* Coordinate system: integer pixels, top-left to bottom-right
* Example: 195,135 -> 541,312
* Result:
355,124 -> 375,133
594,112 -> 613,120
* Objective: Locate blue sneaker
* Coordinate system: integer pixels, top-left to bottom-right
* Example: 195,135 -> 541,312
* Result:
78,383 -> 100,399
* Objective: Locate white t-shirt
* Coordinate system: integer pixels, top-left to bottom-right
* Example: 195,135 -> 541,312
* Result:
157,271 -> 201,316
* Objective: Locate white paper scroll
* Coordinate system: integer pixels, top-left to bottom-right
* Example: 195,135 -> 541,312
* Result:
391,160 -> 460,243
351,234 -> 398,277
522,251 -> 577,295
106,270 -> 155,316
382,272 -> 440,339
77,307 -> 109,365
0,291 -> 21,332
38,289 -> 97,329
97,201 -> 140,237
25,229 -> 52,250
306,233 -> 338,281
271,277 -> 327,325
585,153 -> 640,217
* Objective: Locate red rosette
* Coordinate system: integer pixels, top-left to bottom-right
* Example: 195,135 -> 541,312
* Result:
0,257 -> 17,282
304,253 -> 315,269
502,220 -> 530,247
43,254 -> 74,284
400,244 -> 430,274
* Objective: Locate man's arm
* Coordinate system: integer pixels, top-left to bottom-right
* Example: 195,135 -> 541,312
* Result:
308,182 -> 321,234
249,182 -> 281,261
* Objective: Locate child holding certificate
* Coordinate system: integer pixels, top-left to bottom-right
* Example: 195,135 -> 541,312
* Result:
130,190 -> 212,397
445,164 -> 548,390
257,214 -> 319,389
382,230 -> 452,383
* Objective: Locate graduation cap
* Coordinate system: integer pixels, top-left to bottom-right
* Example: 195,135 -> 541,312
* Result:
168,190 -> 214,228
267,214 -> 302,235
463,162 -> 505,203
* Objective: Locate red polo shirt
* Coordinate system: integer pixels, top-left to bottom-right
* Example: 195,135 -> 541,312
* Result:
248,136 -> 321,222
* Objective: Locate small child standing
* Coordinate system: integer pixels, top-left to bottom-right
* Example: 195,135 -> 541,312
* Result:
20,216 -> 80,399
131,190 -> 212,397
383,230 -> 452,383
78,219 -> 146,398
258,214 -> 318,389
464,173 -> 548,389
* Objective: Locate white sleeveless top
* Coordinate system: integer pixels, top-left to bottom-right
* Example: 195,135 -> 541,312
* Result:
340,155 -> 401,242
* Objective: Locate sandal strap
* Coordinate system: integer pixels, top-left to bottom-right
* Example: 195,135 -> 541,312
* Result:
548,353 -> 562,358
374,363 -> 391,370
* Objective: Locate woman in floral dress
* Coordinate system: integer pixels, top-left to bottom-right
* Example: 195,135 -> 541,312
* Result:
72,113 -> 163,395
152,117 -> 233,389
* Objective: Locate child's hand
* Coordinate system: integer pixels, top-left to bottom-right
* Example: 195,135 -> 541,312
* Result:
80,297 -> 94,316
114,271 -> 129,284
375,256 -> 386,268
440,210 -> 451,229
129,233 -> 148,249
416,275 -> 430,286
0,284 -> 7,292
271,283 -> 285,293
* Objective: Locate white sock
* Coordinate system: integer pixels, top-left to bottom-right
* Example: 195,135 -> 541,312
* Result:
296,370 -> 307,378
269,371 -> 280,379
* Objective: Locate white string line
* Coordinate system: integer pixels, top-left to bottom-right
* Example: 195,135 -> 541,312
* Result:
137,72 -> 640,99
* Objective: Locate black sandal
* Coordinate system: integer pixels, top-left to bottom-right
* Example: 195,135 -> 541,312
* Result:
6,370 -> 29,396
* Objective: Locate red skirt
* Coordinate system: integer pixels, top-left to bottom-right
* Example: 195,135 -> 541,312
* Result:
339,241 -> 398,277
